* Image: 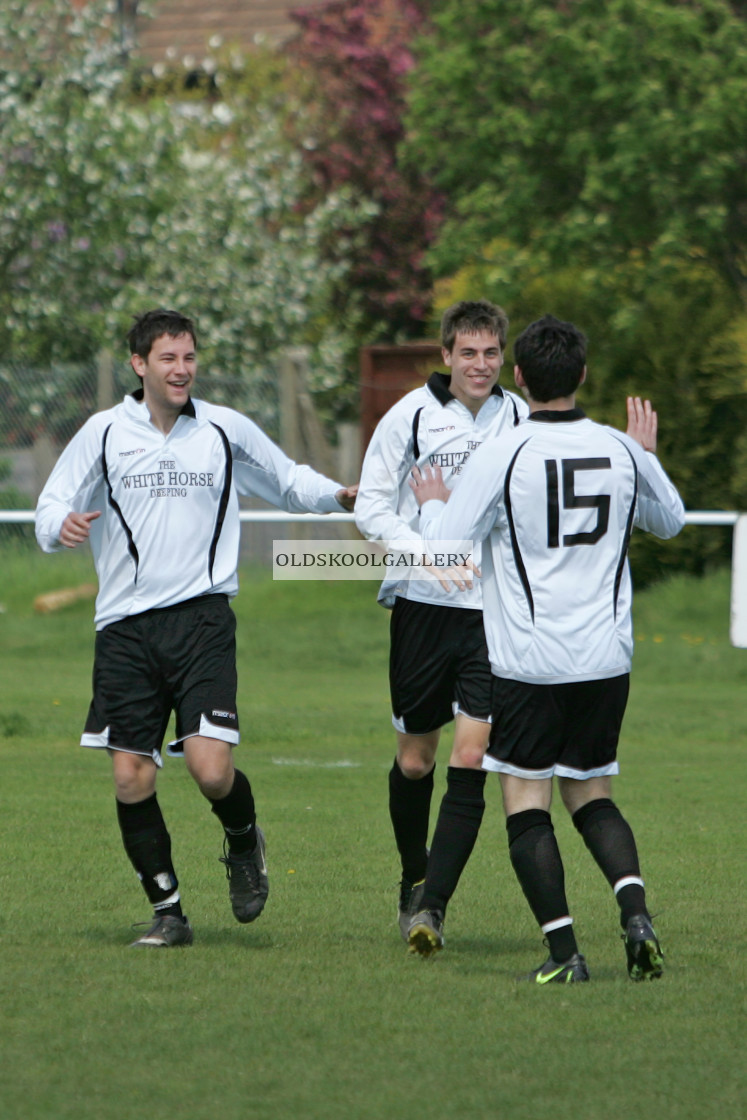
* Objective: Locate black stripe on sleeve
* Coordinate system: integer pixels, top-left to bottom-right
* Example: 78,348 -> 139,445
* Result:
411,406 -> 424,462
504,438 -> 533,622
612,441 -> 639,618
101,423 -> 140,582
208,422 -> 233,584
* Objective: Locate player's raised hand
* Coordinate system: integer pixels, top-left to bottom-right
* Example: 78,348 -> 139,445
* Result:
626,396 -> 657,452
409,464 -> 450,506
59,510 -> 101,548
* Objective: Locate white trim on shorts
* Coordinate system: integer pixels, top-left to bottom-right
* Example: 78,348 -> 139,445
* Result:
166,713 -> 241,756
481,757 -> 555,779
81,729 -> 165,769
481,757 -> 619,780
554,761 -> 619,780
453,701 -> 491,725
392,702 -> 491,735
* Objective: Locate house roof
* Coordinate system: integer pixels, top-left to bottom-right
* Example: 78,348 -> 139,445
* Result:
133,1 -> 331,64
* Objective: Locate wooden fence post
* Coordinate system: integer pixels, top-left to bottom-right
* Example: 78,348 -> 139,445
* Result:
97,349 -> 115,412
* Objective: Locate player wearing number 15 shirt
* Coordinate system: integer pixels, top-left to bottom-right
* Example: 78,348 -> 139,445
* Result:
434,393 -> 684,686
410,314 -> 685,983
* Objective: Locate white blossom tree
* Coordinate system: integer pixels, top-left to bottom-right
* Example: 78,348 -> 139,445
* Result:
0,0 -> 373,437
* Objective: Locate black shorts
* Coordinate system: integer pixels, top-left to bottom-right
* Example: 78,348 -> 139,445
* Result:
81,595 -> 239,765
389,597 -> 492,735
484,674 -> 630,779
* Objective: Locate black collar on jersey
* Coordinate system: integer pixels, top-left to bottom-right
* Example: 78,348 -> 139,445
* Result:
426,370 -> 506,406
412,372 -> 517,460
130,386 -> 196,419
529,407 -> 586,423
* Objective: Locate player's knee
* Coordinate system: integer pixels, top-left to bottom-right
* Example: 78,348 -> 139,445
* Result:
397,756 -> 434,781
396,731 -> 438,780
184,736 -> 234,798
198,776 -> 231,802
450,741 -> 486,770
112,752 -> 155,801
190,759 -> 234,800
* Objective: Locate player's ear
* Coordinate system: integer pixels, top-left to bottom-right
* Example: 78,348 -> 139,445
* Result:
514,365 -> 526,389
579,366 -> 587,386
441,347 -> 452,369
130,354 -> 146,380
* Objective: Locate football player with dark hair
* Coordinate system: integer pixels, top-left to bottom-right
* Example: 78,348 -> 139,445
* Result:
410,314 -> 684,982
356,300 -> 528,940
36,308 -> 357,947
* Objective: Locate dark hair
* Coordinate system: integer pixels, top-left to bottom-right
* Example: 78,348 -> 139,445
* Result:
127,308 -> 197,358
512,314 -> 587,401
440,299 -> 509,353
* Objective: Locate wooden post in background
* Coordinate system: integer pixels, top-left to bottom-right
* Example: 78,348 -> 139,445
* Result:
97,348 -> 115,412
278,348 -> 357,541
279,349 -> 303,462
32,432 -> 56,500
337,421 -> 361,485
279,349 -> 307,541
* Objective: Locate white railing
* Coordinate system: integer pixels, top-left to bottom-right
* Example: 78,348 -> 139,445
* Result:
0,510 -> 357,523
3,508 -> 745,646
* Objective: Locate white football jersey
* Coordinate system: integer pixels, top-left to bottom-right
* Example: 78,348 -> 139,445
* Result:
35,391 -> 345,628
419,409 -> 685,682
355,372 -> 528,608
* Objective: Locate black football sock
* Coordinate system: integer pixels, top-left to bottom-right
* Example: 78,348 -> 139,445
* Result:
507,809 -> 577,962
210,769 -> 257,855
116,793 -> 183,918
572,798 -> 648,929
421,767 -> 487,914
388,758 -> 433,883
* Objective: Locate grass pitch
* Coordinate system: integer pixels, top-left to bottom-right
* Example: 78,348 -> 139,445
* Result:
0,546 -> 744,1119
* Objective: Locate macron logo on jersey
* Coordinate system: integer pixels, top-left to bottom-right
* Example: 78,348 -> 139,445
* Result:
428,425 -> 456,433
119,448 -> 146,457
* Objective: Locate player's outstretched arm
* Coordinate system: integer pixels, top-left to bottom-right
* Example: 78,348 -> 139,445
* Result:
413,440 -> 505,564
408,464 -> 480,591
626,396 -> 657,452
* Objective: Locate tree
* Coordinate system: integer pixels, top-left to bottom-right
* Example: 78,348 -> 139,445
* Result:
0,0 -> 372,437
288,0 -> 443,341
434,244 -> 747,579
404,0 -> 747,576
404,0 -> 747,301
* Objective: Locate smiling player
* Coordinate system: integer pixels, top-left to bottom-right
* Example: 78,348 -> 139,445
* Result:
355,300 -> 528,943
36,307 -> 357,947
